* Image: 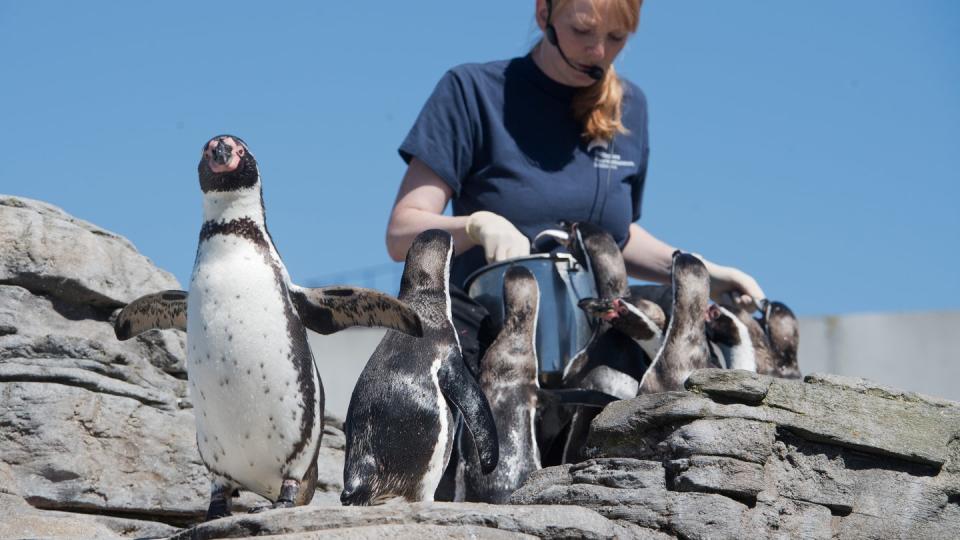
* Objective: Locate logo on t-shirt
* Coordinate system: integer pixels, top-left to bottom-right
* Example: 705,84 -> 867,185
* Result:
593,151 -> 636,171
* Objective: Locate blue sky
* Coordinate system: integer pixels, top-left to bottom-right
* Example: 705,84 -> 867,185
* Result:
1,1 -> 957,317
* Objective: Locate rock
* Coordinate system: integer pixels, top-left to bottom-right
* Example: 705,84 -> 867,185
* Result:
0,195 -> 179,308
169,502 -> 657,540
666,455 -> 765,501
0,278 -> 207,524
511,459 -> 747,539
685,368 -> 771,403
513,369 -> 960,538
742,496 -> 833,540
658,418 -> 775,464
1,380 -> 208,523
0,492 -> 178,540
264,524 -> 537,539
590,369 -> 960,468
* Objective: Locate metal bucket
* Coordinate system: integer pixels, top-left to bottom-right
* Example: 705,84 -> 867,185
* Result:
464,253 -> 597,385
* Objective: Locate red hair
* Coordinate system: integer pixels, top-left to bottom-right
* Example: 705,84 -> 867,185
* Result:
549,0 -> 643,141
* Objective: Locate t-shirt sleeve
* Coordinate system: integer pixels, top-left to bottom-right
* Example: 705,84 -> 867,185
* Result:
398,70 -> 476,198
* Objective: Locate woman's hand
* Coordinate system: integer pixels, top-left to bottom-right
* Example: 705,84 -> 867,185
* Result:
704,262 -> 766,311
465,211 -> 530,263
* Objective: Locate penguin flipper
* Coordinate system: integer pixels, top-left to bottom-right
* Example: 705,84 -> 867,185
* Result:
438,351 -> 499,474
537,388 -> 619,409
289,285 -> 423,337
113,290 -> 188,340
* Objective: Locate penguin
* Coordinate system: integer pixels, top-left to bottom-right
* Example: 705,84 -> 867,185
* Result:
555,222 -> 652,464
637,251 -> 713,394
114,135 -> 423,520
560,222 -> 651,388
760,300 -> 802,379
705,303 -> 757,372
340,229 -> 499,506
458,265 -> 540,503
718,296 -> 778,377
577,296 -> 666,360
456,266 -> 615,502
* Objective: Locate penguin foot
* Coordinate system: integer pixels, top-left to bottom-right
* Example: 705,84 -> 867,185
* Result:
246,499 -> 295,514
247,504 -> 271,514
205,498 -> 232,521
246,481 -> 300,513
272,499 -> 295,509
205,479 -> 235,521
274,479 -> 300,508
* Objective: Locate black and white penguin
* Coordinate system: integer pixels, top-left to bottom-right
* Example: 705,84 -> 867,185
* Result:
459,265 -> 541,503
577,296 -> 666,360
115,135 -> 423,520
556,222 -> 653,463
637,251 -> 713,394
718,297 -> 778,376
560,222 -> 651,389
760,300 -> 801,379
705,303 -> 757,372
459,266 -> 617,502
340,230 -> 499,506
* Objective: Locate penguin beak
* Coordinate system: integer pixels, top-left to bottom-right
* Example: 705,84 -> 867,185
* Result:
212,139 -> 233,166
205,136 -> 246,174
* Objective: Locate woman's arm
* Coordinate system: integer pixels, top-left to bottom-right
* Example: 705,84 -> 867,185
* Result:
622,222 -> 766,309
621,222 -> 676,283
385,158 -> 476,262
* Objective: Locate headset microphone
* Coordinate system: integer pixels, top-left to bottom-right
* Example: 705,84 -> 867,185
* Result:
545,0 -> 605,81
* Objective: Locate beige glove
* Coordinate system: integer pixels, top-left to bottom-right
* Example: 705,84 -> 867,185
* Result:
699,257 -> 766,311
465,211 -> 530,263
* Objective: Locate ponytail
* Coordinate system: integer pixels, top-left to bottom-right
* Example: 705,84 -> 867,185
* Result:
573,65 -> 628,142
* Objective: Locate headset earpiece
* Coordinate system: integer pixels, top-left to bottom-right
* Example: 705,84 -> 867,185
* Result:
545,24 -> 558,46
545,0 -> 558,45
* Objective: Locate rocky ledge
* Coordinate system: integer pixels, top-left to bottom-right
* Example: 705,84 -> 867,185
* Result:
2,195 -> 959,539
512,369 -> 960,539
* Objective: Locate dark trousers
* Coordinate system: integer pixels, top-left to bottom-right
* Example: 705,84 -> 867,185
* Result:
449,285 -> 495,380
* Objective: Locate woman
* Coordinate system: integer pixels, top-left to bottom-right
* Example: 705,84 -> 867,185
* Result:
386,0 -> 764,364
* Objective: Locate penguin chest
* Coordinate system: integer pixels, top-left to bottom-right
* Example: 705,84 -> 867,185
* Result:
187,237 -> 319,498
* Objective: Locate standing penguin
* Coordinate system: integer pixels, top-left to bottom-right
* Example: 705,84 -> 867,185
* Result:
460,265 -> 541,503
557,222 -> 654,463
459,266 -> 616,501
638,251 -> 713,394
341,230 -> 499,505
114,135 -> 422,519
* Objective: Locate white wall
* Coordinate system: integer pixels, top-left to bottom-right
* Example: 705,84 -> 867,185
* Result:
799,311 -> 960,402
308,328 -> 386,419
